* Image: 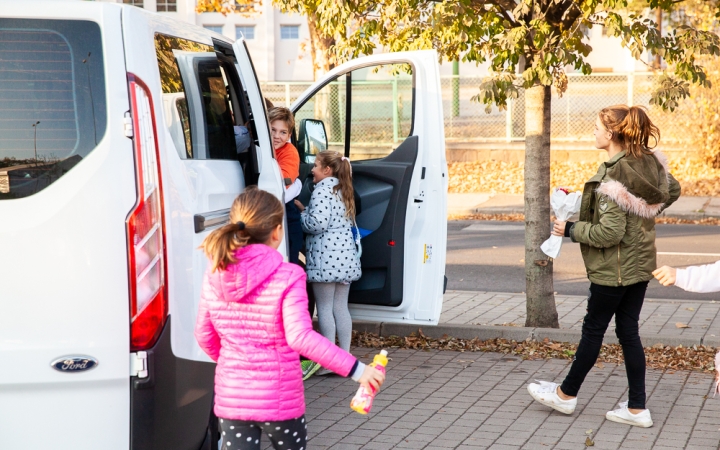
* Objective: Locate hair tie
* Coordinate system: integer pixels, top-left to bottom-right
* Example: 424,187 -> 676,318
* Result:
341,156 -> 352,175
236,221 -> 246,231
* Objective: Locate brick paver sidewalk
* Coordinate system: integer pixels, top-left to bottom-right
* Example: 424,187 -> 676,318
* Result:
290,348 -> 720,450
441,291 -> 720,347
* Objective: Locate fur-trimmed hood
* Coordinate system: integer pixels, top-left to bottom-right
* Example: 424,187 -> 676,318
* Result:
596,150 -> 671,219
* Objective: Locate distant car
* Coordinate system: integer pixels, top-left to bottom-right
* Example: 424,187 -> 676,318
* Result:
0,2 -> 448,449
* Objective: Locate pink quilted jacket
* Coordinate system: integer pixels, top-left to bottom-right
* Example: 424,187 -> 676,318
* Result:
194,244 -> 358,422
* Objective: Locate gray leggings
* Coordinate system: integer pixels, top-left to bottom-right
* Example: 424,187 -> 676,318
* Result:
312,282 -> 352,352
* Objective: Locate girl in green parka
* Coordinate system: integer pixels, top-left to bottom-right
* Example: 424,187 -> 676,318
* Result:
527,105 -> 681,428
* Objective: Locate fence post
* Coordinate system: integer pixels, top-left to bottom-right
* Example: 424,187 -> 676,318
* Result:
566,94 -> 570,139
452,60 -> 460,117
627,73 -> 634,107
506,99 -> 513,142
392,78 -> 399,143
285,83 -> 291,107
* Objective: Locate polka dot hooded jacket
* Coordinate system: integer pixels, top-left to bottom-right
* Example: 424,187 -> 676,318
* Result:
300,177 -> 362,283
194,244 -> 359,421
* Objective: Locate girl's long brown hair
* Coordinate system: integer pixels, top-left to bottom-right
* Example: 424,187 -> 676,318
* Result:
598,105 -> 660,158
200,186 -> 284,272
316,151 -> 355,220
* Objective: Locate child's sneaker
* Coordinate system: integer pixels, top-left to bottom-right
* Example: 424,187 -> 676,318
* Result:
606,401 -> 653,427
527,380 -> 577,414
315,367 -> 334,376
301,360 -> 321,380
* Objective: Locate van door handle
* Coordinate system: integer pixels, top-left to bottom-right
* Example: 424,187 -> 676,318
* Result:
194,208 -> 231,233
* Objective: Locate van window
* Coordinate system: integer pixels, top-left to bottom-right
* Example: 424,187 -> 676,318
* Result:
0,19 -> 107,200
348,64 -> 413,160
155,34 -> 240,161
294,63 -> 414,162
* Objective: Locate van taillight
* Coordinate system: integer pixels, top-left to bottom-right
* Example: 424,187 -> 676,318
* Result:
126,74 -> 167,351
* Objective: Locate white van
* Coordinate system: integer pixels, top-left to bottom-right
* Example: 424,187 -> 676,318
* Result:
0,2 -> 448,449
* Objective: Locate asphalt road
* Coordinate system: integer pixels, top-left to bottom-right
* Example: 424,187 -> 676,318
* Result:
447,220 -> 720,301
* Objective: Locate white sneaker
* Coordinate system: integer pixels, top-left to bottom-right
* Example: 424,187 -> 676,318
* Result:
527,380 -> 577,414
606,401 -> 653,427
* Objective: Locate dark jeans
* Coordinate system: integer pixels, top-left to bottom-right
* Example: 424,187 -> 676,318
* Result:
285,201 -> 303,265
560,281 -> 649,409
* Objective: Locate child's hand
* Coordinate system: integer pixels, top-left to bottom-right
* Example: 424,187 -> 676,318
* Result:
294,199 -> 305,212
358,365 -> 385,392
653,266 -> 677,286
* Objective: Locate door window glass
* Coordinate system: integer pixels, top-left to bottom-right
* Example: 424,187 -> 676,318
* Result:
198,61 -> 236,159
154,34 -> 240,161
349,64 -> 413,161
0,19 -> 107,200
294,78 -> 347,160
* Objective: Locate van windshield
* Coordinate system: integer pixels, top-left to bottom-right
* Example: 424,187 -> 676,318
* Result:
0,19 -> 106,200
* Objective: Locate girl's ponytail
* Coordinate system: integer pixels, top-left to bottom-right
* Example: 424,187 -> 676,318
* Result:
315,151 -> 356,220
598,105 -> 660,158
200,186 -> 284,272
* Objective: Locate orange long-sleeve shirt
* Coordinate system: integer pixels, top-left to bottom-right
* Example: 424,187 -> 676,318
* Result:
275,142 -> 300,185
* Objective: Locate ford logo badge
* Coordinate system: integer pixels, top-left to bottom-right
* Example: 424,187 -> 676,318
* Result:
51,356 -> 98,373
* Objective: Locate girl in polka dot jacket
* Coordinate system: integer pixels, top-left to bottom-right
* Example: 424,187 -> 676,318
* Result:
195,187 -> 384,450
294,151 -> 361,376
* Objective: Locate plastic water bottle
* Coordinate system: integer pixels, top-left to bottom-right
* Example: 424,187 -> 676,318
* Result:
350,350 -> 388,414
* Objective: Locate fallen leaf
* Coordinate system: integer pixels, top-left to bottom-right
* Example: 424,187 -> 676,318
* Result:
596,362 -> 605,369
351,331 -> 718,374
448,160 -> 720,200
686,307 -> 695,311
585,430 -> 593,435
585,436 -> 595,446
676,322 -> 691,328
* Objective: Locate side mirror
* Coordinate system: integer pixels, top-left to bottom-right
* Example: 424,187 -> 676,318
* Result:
298,118 -> 328,162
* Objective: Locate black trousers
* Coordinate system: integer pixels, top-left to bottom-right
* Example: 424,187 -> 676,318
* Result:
560,281 -> 649,409
285,201 -> 303,265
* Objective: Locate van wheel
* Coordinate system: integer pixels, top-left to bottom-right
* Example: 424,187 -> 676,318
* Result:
199,410 -> 220,450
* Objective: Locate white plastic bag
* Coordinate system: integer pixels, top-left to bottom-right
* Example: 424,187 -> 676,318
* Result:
541,188 -> 582,259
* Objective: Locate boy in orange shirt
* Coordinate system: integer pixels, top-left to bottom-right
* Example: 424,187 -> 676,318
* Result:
268,107 -> 303,264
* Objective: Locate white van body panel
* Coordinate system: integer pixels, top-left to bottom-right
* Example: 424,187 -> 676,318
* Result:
0,2 -> 131,448
293,50 -> 448,325
122,7 -> 232,362
122,9 -> 286,362
231,39 -> 287,221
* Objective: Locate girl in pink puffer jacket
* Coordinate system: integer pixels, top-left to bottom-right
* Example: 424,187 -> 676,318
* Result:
195,187 -> 385,450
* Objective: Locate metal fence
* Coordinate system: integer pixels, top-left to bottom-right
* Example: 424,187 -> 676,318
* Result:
260,73 -> 691,147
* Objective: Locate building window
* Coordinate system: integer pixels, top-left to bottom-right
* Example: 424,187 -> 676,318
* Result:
157,0 -> 177,12
280,25 -> 299,40
236,25 -> 255,40
123,0 -> 143,7
204,25 -> 224,35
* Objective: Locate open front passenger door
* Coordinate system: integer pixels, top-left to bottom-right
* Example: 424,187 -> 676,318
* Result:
292,51 -> 448,325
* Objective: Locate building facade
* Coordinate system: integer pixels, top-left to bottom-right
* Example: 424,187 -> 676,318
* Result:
103,0 -> 652,81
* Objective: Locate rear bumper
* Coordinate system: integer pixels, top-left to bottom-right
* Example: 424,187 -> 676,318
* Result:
130,317 -> 216,450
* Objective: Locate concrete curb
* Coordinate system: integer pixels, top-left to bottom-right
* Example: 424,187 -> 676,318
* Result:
353,321 -> 718,348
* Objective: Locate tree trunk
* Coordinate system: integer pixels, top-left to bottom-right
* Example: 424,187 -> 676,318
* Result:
306,14 -> 334,80
524,84 -> 559,328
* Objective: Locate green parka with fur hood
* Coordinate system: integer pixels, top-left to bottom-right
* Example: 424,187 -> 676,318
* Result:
568,150 -> 681,287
